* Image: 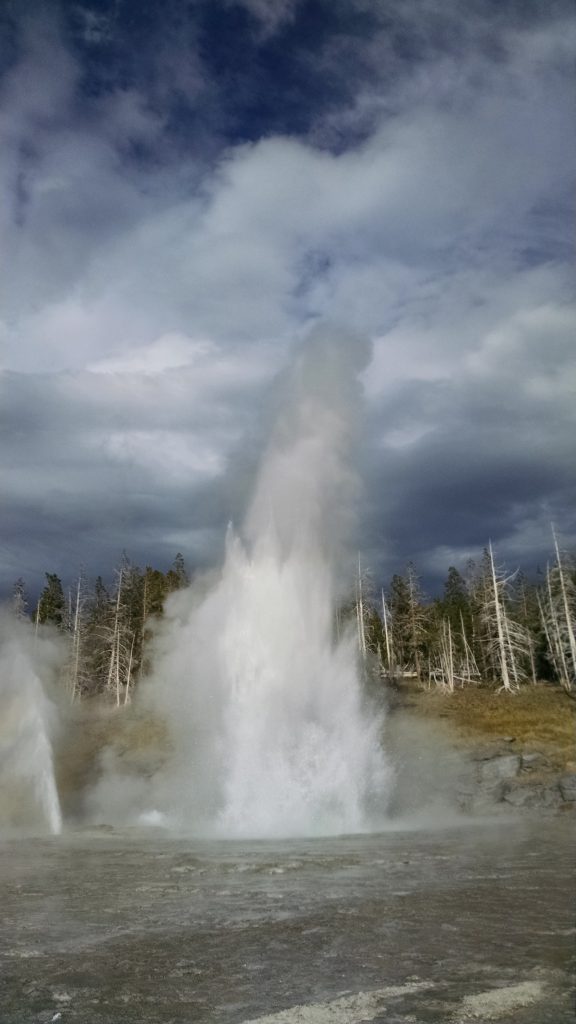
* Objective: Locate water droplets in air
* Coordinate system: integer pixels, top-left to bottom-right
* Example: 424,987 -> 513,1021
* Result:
147,328 -> 390,837
0,616 -> 62,835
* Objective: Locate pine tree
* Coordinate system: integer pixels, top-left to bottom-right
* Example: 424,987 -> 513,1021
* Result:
142,566 -> 169,619
514,573 -> 541,685
36,573 -> 65,628
405,563 -> 427,680
387,565 -> 426,678
84,576 -> 113,694
388,573 -> 411,671
442,566 -> 472,636
166,552 -> 189,591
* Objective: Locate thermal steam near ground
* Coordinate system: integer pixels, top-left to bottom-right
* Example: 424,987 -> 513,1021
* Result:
89,328 -> 390,836
1,325 -> 574,839
1,328 -> 392,837
0,614 -> 62,834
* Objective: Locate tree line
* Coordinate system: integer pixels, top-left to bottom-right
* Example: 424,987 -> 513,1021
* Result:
11,554 -> 189,704
355,530 -> 575,694
8,530 -> 576,702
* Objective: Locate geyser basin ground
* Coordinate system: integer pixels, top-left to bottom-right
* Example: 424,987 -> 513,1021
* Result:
1,821 -> 574,1023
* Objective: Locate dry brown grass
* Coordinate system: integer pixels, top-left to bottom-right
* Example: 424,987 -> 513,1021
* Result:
401,682 -> 576,766
54,702 -> 170,812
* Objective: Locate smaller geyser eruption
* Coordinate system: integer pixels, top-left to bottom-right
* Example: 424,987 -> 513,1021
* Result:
0,613 -> 62,834
142,327 -> 390,837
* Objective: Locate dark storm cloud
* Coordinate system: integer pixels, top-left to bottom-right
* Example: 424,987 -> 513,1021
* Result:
0,0 -> 574,597
0,361 -> 270,592
362,296 -> 576,586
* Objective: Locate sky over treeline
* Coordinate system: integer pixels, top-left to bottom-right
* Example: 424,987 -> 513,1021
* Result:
0,0 -> 575,596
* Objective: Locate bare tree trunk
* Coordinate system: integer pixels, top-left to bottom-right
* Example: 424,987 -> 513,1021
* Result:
70,574 -> 83,702
107,569 -> 124,699
441,619 -> 455,692
448,620 -> 455,690
503,612 -> 520,686
519,588 -> 537,685
552,526 -> 576,685
546,563 -> 570,690
356,555 -> 367,661
115,628 -> 122,707
527,636 -> 537,686
381,590 -> 392,672
34,601 -> 41,650
489,542 -> 512,692
124,635 -> 136,706
537,589 -> 558,679
460,610 -> 471,684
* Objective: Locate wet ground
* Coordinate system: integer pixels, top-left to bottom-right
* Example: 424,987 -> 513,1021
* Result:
0,818 -> 574,1023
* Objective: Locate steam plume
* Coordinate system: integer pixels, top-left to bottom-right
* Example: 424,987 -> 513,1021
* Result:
0,613 -> 62,834
131,326 -> 390,837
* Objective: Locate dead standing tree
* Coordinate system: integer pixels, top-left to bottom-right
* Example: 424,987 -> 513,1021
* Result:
66,571 -> 89,701
479,543 -> 532,692
551,527 -> 576,689
538,529 -> 576,692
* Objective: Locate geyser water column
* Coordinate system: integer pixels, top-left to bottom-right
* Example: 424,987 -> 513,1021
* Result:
149,328 -> 389,837
0,615 -> 62,835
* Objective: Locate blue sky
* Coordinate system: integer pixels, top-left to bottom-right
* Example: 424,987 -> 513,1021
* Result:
0,0 -> 575,596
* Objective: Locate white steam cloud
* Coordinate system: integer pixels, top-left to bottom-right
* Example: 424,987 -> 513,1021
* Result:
90,327 -> 390,837
0,613 -> 63,834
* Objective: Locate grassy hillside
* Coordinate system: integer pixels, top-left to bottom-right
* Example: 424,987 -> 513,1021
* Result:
401,682 -> 575,768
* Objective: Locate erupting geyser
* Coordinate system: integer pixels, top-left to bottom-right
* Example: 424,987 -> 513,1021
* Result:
0,615 -> 62,835
146,328 -> 390,837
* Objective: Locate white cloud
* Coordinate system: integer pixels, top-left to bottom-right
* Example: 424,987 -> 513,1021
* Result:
225,0 -> 304,35
102,429 -> 225,480
0,5 -> 574,587
4,16 -> 573,372
89,334 -> 214,375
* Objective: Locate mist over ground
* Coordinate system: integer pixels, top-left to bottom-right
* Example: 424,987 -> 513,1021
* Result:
83,327 -> 390,837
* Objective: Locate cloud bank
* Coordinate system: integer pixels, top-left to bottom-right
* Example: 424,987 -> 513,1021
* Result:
0,0 -> 574,594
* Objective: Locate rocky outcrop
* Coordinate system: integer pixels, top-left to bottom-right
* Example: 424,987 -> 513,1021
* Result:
558,773 -> 576,801
459,748 -> 575,815
501,780 -> 563,811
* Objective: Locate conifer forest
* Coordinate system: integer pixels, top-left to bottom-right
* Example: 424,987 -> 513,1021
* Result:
12,532 -> 575,704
